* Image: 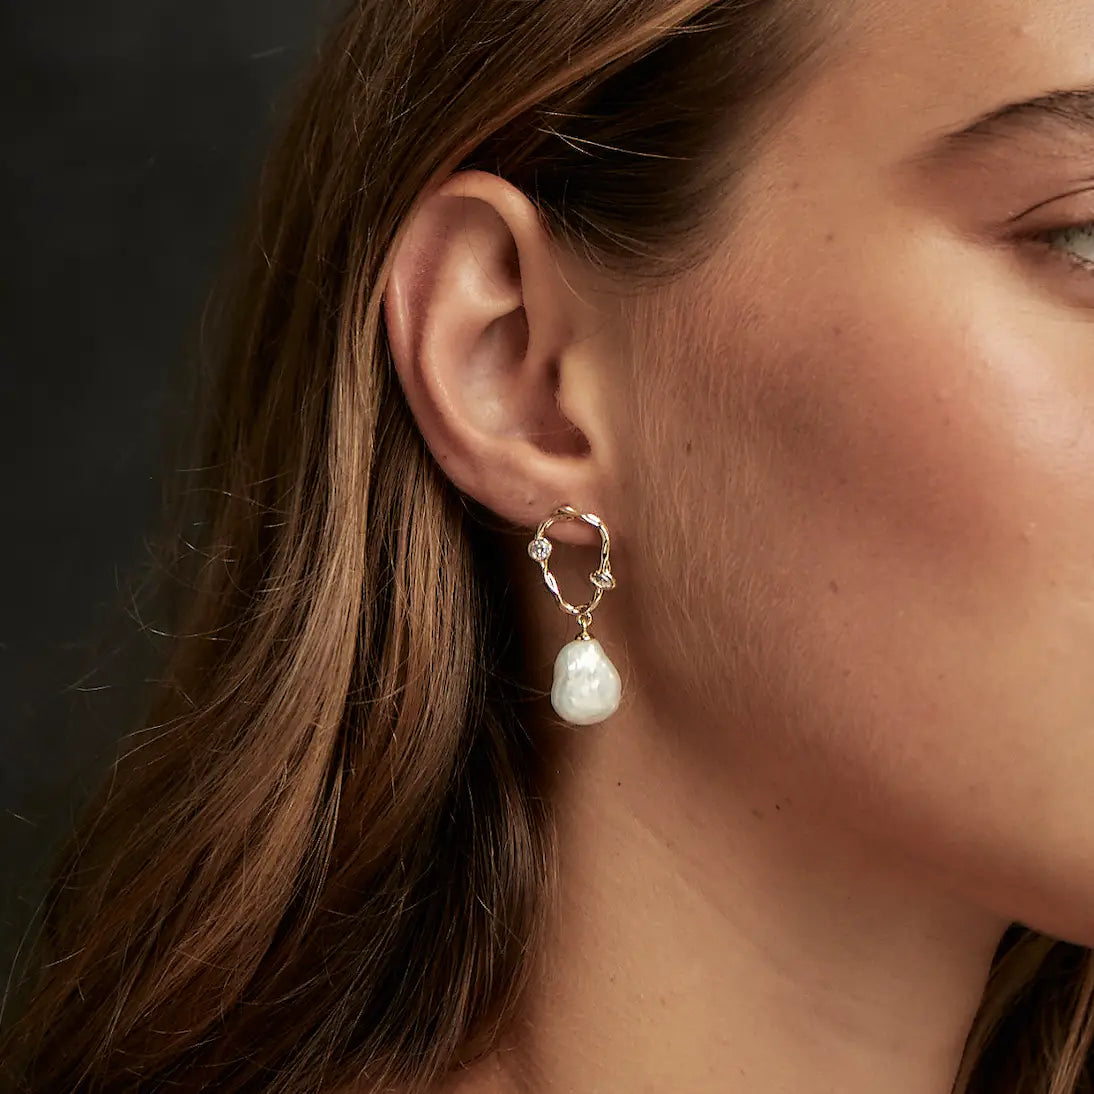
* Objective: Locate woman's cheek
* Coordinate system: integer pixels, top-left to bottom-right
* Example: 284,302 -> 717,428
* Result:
747,235 -> 1094,609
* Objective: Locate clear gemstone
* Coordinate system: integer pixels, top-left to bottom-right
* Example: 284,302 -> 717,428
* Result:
590,567 -> 615,589
528,536 -> 552,562
550,638 -> 621,725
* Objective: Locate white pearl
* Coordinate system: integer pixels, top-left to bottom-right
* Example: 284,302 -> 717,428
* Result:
550,638 -> 621,725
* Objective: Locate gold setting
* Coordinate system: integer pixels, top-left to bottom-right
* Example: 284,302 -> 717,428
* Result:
528,505 -> 615,641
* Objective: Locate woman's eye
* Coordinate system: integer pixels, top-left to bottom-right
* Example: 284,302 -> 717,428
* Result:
1032,222 -> 1094,273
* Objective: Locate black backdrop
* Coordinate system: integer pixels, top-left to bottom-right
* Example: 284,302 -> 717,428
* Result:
0,0 -> 339,987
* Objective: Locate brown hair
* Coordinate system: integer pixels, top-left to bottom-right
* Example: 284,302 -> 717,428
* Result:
3,1 -> 1094,1091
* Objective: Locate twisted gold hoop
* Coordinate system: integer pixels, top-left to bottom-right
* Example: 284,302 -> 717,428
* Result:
527,505 -> 615,640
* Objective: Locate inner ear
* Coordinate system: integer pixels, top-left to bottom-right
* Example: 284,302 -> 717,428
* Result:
538,360 -> 592,458
459,306 -> 528,433
462,308 -> 588,457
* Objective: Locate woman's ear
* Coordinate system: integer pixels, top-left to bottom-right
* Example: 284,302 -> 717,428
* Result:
381,169 -> 614,546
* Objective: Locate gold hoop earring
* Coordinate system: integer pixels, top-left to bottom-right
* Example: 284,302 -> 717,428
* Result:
527,505 -> 621,725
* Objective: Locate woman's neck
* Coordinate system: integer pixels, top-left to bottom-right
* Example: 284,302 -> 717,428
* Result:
448,684 -> 1007,1094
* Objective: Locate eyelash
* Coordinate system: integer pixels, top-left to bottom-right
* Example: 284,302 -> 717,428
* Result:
1030,222 -> 1094,274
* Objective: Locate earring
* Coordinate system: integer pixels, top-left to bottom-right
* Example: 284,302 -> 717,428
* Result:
527,505 -> 622,725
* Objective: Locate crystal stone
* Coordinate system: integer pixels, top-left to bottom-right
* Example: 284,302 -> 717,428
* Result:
550,638 -> 621,726
527,536 -> 552,562
590,566 -> 615,590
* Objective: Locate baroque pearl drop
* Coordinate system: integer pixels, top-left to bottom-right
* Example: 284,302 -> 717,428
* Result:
551,638 -> 621,725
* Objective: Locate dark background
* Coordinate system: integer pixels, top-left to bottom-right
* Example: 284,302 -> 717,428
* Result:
1,0 -> 340,992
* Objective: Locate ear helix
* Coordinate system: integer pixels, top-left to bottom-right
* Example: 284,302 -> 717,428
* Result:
526,505 -> 621,725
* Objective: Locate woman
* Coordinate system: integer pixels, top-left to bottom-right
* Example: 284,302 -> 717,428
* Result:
5,0 -> 1094,1089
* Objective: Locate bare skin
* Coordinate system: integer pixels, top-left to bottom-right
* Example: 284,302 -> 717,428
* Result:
382,0 -> 1094,1090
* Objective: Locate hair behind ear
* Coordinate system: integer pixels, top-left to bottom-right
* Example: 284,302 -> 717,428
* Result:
6,1 -> 1092,1093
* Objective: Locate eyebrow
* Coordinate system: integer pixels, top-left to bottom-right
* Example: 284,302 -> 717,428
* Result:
910,85 -> 1094,167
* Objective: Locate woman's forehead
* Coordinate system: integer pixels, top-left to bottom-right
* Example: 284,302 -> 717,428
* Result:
797,0 -> 1094,152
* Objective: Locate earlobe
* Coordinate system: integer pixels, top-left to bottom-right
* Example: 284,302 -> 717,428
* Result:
381,170 -> 610,545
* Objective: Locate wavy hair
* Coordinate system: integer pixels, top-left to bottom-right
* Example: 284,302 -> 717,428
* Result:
3,1 -> 1093,1091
